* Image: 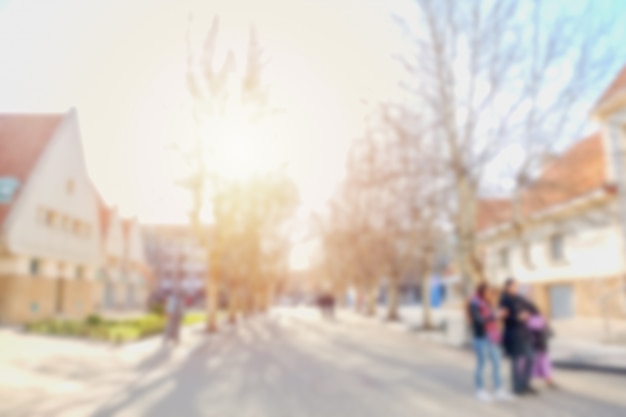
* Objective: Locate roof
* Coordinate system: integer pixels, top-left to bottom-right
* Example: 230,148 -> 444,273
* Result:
478,132 -> 607,231
0,114 -> 64,227
594,65 -> 626,113
476,198 -> 513,231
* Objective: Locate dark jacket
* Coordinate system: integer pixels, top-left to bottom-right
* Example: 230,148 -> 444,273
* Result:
499,293 -> 531,357
468,299 -> 495,339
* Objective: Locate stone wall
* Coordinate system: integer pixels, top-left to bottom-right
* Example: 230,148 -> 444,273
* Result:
0,275 -> 98,324
0,275 -> 57,323
60,278 -> 98,318
529,276 -> 626,319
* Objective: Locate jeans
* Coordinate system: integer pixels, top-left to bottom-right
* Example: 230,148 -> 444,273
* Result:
511,342 -> 534,393
473,337 -> 502,391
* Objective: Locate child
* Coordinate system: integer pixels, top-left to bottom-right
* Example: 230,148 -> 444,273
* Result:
525,301 -> 557,389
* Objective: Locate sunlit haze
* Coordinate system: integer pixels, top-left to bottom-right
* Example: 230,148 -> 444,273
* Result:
0,0 -> 408,224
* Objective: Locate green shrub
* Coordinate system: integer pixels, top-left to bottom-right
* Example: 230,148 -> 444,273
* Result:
24,312 -> 198,343
85,314 -> 103,327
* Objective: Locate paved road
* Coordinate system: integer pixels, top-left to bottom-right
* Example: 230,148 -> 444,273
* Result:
2,308 -> 626,416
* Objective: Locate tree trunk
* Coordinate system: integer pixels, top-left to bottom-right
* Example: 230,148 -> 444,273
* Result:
205,279 -> 219,332
365,284 -> 378,316
227,285 -> 238,325
206,243 -> 220,333
456,177 -> 482,296
333,281 -> 345,308
386,276 -> 400,321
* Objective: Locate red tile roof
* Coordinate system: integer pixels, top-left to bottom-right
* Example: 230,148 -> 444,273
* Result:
476,198 -> 513,231
0,114 -> 64,227
478,132 -> 607,231
594,65 -> 626,112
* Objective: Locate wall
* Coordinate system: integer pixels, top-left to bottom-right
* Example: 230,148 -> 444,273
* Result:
125,219 -> 146,266
104,210 -> 125,262
484,203 -> 626,285
0,274 -> 57,323
529,276 -> 626,318
4,110 -> 102,266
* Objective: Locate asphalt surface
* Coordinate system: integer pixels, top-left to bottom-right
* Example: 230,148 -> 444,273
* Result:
2,307 -> 626,417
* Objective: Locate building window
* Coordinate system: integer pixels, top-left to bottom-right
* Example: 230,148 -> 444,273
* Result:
97,268 -> 106,280
523,242 -> 534,269
45,210 -> 58,227
549,234 -> 565,262
66,179 -> 75,195
498,247 -> 509,268
76,266 -> 85,279
73,220 -> 82,235
30,259 -> 41,276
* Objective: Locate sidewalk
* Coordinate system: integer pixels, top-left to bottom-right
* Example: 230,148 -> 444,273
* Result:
367,305 -> 626,374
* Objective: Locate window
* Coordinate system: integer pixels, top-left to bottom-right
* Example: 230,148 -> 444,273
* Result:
97,268 -> 107,280
523,242 -> 534,269
45,210 -> 58,227
30,259 -> 41,276
73,219 -> 82,235
66,179 -> 75,195
76,266 -> 85,279
549,234 -> 565,262
498,247 -> 509,268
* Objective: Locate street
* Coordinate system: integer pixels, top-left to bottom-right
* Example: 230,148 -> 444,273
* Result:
2,308 -> 626,417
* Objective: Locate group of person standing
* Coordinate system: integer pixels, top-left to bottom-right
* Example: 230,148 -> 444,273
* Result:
468,278 -> 556,402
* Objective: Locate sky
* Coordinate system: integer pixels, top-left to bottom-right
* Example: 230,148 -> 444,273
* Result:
0,0 -> 410,227
1,0 -> 624,270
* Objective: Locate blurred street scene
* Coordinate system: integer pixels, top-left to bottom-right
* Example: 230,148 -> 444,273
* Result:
2,0 -> 626,415
2,308 -> 626,417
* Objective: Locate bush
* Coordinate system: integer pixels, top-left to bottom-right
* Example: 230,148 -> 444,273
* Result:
25,312 -> 204,343
85,314 -> 103,327
148,301 -> 165,316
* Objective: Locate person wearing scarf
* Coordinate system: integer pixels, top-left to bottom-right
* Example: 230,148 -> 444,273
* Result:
468,283 -> 512,402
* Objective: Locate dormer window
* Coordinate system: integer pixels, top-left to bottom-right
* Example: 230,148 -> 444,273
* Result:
66,179 -> 75,195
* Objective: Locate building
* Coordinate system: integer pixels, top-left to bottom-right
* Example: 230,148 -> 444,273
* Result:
99,204 -> 149,310
478,65 -> 626,319
143,225 -> 206,301
0,110 -> 103,323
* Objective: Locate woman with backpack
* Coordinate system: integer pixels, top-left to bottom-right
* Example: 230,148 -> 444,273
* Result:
468,283 -> 512,402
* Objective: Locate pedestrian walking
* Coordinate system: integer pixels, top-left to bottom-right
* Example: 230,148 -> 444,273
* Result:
468,283 -> 511,402
523,300 -> 557,389
164,288 -> 184,347
499,278 -> 537,396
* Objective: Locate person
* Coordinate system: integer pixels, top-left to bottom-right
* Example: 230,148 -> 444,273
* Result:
164,288 -> 184,347
499,278 -> 536,395
524,300 -> 557,389
318,292 -> 335,319
468,283 -> 511,402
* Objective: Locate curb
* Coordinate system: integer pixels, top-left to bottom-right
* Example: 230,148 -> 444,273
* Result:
381,315 -> 626,377
551,360 -> 626,375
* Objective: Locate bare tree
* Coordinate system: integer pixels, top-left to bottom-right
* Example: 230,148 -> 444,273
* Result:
395,0 -> 621,290
185,16 -> 279,331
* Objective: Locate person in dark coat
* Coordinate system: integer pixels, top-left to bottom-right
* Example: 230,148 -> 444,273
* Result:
498,278 -> 536,395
